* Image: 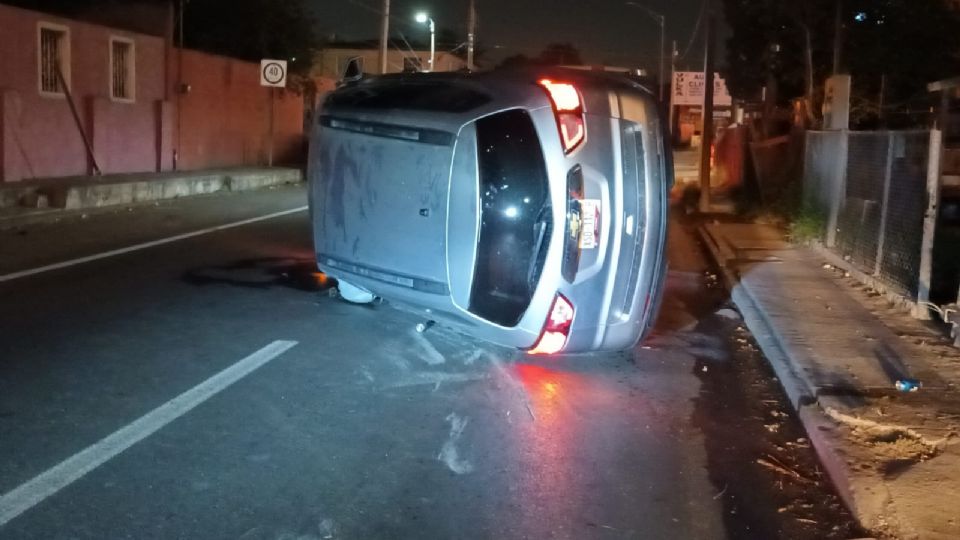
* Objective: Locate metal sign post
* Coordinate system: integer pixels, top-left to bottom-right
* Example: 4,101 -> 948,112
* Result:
260,59 -> 288,167
268,87 -> 275,166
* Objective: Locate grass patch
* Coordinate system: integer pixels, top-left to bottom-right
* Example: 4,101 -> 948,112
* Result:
788,205 -> 827,244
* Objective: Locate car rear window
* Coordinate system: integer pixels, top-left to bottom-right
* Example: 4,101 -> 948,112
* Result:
469,109 -> 552,327
325,81 -> 490,112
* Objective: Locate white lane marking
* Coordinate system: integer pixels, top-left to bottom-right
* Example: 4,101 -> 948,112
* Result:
0,340 -> 298,527
0,206 -> 308,283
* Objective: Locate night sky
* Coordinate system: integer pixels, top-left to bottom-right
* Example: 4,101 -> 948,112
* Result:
309,0 -> 723,72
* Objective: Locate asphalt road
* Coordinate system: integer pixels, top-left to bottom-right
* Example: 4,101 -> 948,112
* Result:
0,187 -> 861,539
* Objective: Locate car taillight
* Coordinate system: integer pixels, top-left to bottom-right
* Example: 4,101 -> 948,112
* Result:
528,293 -> 575,355
538,79 -> 586,154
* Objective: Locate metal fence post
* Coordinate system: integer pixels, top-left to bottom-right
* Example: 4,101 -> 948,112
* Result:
874,132 -> 895,275
826,130 -> 848,248
916,129 -> 942,318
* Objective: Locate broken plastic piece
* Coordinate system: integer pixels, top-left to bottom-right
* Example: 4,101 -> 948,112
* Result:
337,280 -> 376,304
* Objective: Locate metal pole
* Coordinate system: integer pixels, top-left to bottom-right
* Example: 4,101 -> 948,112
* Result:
659,16 -> 665,103
467,0 -> 476,70
379,0 -> 390,74
917,128 -> 943,318
56,63 -> 100,176
832,0 -> 843,75
698,5 -> 716,213
878,73 -> 886,126
268,87 -> 275,167
874,132 -> 895,276
176,0 -> 184,170
429,19 -> 436,72
668,39 -> 676,137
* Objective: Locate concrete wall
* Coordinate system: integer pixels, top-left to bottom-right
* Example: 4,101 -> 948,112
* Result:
172,49 -> 304,170
0,3 -> 304,182
0,3 -> 169,181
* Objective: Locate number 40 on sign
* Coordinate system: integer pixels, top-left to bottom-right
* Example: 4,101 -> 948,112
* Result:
260,59 -> 288,88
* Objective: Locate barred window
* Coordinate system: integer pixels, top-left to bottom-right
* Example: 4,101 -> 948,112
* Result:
110,38 -> 135,101
38,24 -> 70,95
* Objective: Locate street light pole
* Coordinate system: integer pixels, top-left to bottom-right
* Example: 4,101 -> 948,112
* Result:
699,4 -> 717,213
659,15 -> 665,102
415,12 -> 436,72
467,0 -> 477,70
625,2 -> 666,103
379,0 -> 390,74
429,18 -> 435,71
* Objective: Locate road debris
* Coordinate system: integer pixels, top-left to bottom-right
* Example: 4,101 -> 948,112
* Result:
716,308 -> 741,320
894,379 -> 922,392
757,454 -> 815,485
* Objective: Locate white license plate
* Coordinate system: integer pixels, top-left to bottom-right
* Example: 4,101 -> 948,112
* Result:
580,199 -> 601,249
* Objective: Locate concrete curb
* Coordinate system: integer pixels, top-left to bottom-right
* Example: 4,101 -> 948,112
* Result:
696,225 -> 737,291
0,168 -> 303,229
697,224 -> 873,535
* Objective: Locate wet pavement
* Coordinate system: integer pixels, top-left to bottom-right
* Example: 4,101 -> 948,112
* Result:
0,188 -> 862,539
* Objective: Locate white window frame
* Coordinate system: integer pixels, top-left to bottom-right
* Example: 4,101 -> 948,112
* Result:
108,36 -> 136,103
37,21 -> 71,98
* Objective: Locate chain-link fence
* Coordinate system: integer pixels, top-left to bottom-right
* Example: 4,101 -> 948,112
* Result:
804,130 -> 941,306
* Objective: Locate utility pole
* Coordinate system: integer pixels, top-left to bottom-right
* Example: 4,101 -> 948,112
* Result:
378,0 -> 390,74
467,0 -> 477,70
698,2 -> 716,213
625,2 -> 666,103
668,39 -> 677,137
658,14 -> 665,103
176,0 -> 185,171
832,0 -> 843,75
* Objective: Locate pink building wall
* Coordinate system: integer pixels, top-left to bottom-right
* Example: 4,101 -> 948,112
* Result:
0,3 -> 304,183
173,49 -> 303,171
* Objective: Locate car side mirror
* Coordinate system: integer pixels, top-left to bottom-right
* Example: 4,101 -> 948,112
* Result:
341,57 -> 364,84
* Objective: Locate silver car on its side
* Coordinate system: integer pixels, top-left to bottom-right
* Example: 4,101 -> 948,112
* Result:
307,67 -> 671,354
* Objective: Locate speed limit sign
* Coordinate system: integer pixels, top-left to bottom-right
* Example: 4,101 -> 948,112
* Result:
260,59 -> 288,88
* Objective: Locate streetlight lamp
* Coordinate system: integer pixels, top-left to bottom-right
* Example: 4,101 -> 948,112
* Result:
625,1 -> 666,103
414,12 -> 436,72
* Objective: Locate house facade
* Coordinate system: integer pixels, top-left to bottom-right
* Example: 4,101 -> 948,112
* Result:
0,2 -> 303,183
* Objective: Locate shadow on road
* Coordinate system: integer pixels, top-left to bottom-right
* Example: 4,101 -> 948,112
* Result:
182,257 -> 335,292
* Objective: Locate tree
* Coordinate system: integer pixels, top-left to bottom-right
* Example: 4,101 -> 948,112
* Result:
537,43 -> 584,66
497,54 -> 534,69
723,0 -> 960,126
495,43 -> 584,70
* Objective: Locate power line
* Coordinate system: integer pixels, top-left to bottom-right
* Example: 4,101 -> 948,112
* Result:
679,0 -> 708,62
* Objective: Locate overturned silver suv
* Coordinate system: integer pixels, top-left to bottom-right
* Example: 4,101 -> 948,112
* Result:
308,67 -> 671,354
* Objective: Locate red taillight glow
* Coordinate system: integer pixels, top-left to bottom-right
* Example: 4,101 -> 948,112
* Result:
538,80 -> 581,111
538,79 -> 586,154
528,293 -> 575,355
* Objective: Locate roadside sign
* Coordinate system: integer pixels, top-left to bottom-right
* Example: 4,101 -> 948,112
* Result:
260,59 -> 288,88
672,71 -> 732,107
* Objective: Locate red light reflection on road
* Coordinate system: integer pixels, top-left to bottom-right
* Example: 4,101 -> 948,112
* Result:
506,362 -> 591,521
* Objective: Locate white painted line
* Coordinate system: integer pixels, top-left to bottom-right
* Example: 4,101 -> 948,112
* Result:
0,206 -> 308,283
0,340 -> 298,527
